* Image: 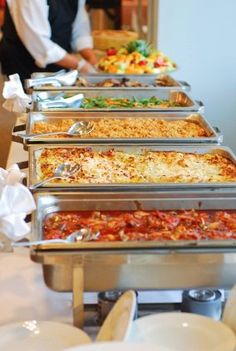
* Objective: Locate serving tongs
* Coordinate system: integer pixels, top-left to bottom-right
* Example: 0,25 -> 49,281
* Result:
25,69 -> 78,88
36,93 -> 84,110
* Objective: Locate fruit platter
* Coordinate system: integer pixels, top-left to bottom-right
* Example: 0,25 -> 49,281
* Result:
97,40 -> 177,74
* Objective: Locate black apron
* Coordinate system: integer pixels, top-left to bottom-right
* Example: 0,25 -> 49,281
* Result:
0,0 -> 79,81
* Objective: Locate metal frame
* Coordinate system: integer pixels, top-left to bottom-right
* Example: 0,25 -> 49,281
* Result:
30,190 -> 236,327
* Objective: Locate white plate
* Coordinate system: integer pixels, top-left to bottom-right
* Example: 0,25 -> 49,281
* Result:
65,341 -> 172,351
0,320 -> 91,351
128,312 -> 236,351
96,290 -> 137,342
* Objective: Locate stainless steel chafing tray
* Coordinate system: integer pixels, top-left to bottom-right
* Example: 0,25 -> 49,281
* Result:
12,112 -> 222,147
28,144 -> 236,190
30,190 -> 236,327
26,73 -> 190,92
32,90 -> 203,113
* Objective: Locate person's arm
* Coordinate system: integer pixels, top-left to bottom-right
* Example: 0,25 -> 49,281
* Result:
8,0 -> 89,70
71,0 -> 97,65
56,53 -> 96,73
0,0 -> 5,27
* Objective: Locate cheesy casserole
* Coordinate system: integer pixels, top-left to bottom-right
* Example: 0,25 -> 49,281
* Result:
36,148 -> 236,185
32,118 -> 209,138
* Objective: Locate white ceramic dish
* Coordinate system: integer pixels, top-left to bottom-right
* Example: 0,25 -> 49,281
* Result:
0,320 -> 91,351
96,290 -> 137,342
65,341 -> 172,351
128,312 -> 236,351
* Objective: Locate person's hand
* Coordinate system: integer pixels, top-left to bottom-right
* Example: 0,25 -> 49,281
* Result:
79,48 -> 98,65
77,58 -> 97,74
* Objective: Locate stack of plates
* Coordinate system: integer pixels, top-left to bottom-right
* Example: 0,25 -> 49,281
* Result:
127,312 -> 236,351
0,321 -> 91,351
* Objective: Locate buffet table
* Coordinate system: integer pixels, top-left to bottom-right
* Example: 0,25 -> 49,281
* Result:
4,67 -> 235,329
4,133 -> 185,327
5,103 -> 233,328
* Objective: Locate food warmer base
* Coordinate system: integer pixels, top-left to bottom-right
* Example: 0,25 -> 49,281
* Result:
31,190 -> 236,327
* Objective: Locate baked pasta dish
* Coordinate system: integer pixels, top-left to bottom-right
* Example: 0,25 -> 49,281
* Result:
43,210 -> 236,242
36,148 -> 236,185
31,117 -> 210,139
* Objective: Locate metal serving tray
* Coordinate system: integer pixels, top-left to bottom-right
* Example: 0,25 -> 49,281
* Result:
30,190 -> 236,326
13,112 -> 222,146
32,90 -> 203,113
32,190 -> 236,251
26,73 -> 190,92
28,144 -> 236,190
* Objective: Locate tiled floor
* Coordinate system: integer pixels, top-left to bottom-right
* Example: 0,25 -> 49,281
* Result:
0,75 -> 17,168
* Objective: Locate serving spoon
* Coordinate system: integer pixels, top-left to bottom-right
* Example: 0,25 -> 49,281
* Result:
12,228 -> 100,247
30,162 -> 80,190
18,121 -> 94,139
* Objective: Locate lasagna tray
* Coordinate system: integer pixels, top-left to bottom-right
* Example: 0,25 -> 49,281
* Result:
31,145 -> 236,188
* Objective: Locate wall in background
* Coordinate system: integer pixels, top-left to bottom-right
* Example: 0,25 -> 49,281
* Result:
158,0 -> 236,151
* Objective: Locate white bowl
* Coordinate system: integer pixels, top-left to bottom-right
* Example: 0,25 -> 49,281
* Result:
0,320 -> 91,351
128,312 -> 236,351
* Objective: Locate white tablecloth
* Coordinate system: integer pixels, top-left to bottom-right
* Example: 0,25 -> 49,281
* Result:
0,248 -> 73,326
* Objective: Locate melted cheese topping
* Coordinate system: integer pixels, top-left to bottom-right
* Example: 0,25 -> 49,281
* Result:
36,148 -> 236,185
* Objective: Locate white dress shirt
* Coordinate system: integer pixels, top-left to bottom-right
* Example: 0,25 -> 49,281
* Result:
6,0 -> 93,68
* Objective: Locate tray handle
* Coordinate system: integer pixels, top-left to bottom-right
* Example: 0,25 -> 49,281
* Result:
213,126 -> 223,144
196,100 -> 204,113
179,80 -> 191,91
12,124 -> 26,144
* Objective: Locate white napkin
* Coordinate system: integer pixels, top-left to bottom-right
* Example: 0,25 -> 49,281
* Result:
0,164 -> 36,241
222,284 -> 236,333
2,73 -> 32,113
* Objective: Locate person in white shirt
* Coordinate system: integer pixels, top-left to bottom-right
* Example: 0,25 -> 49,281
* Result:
0,0 -> 97,81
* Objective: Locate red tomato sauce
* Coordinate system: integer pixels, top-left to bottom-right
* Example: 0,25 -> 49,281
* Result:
43,210 -> 236,242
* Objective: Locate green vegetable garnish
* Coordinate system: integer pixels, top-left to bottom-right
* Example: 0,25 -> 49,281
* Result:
126,40 -> 152,57
80,96 -> 182,109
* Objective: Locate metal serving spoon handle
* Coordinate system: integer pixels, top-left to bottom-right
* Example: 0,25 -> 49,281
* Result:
30,176 -> 64,190
18,131 -> 74,138
30,163 -> 81,190
17,121 -> 94,139
12,239 -> 67,247
12,229 -> 100,247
